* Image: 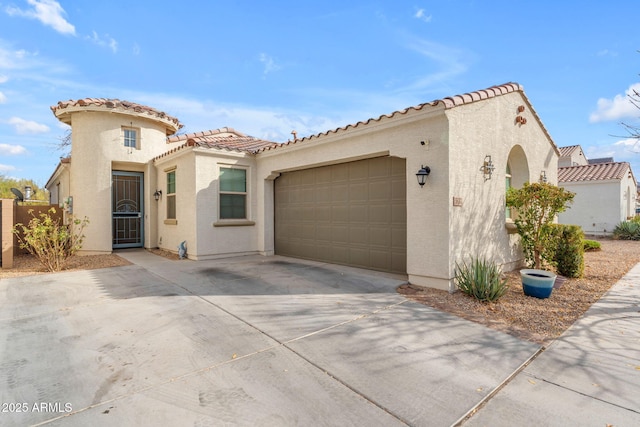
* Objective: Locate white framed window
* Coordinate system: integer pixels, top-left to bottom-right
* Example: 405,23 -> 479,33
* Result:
505,162 -> 512,219
123,127 -> 138,149
219,167 -> 247,219
166,169 -> 176,221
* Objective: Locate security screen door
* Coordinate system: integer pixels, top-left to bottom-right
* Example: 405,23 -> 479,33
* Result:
112,171 -> 144,248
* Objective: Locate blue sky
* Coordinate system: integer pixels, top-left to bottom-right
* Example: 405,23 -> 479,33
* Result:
0,0 -> 639,186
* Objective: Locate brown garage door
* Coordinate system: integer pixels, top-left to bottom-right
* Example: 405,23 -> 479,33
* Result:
274,156 -> 406,273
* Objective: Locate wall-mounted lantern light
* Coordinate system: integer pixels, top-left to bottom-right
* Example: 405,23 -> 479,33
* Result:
416,165 -> 431,187
480,155 -> 495,181
540,170 -> 548,183
154,190 -> 162,201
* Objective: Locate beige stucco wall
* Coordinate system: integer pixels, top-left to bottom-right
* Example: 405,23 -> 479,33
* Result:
154,150 -> 196,257
256,106 -> 451,289
65,111 -> 180,254
558,147 -> 588,167
154,148 -> 261,260
252,91 -> 558,290
559,172 -> 637,235
446,93 -> 558,289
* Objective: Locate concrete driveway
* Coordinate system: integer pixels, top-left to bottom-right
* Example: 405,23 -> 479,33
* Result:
1,251 -> 539,426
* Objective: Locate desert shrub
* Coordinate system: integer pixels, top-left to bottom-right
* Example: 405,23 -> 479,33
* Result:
583,239 -> 601,252
506,182 -> 575,269
553,224 -> 584,278
613,221 -> 640,240
13,208 -> 89,272
455,257 -> 508,302
630,215 -> 640,225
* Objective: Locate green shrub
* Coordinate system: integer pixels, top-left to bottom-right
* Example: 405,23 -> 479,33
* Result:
553,224 -> 584,278
13,208 -> 89,272
630,215 -> 640,225
506,182 -> 575,269
613,221 -> 640,240
583,239 -> 601,252
455,257 -> 508,302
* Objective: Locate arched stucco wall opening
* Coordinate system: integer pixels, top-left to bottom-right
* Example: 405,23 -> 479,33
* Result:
507,144 -> 529,189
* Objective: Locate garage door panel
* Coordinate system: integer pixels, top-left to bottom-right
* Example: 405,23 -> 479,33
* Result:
369,204 -> 391,223
349,205 -> 369,222
349,226 -> 370,245
275,157 -> 406,274
332,206 -> 348,222
369,181 -> 391,200
331,184 -> 348,202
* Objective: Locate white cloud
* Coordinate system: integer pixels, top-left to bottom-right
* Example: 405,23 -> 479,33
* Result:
0,143 -> 27,155
132,43 -> 141,55
585,138 -> 640,164
0,75 -> 7,83
401,37 -> 468,92
0,164 -> 16,172
259,53 -> 281,76
415,9 -> 432,23
0,43 -> 39,70
5,0 -> 75,35
0,91 -> 6,103
87,31 -> 118,53
590,83 -> 640,123
129,92 -> 344,143
8,117 -> 50,134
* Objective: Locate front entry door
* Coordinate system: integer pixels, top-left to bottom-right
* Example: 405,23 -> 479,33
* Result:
112,171 -> 144,248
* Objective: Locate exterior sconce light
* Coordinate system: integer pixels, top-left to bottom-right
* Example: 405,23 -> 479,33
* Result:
480,155 -> 495,181
154,190 -> 162,201
540,171 -> 548,183
416,165 -> 431,187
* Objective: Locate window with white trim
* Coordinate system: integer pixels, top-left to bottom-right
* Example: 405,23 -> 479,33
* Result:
219,167 -> 247,219
505,162 -> 512,219
166,169 -> 176,220
123,127 -> 138,149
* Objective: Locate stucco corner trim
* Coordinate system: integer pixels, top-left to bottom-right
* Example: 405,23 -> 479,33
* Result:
213,220 -> 256,227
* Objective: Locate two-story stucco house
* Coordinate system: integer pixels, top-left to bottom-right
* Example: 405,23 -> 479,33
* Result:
46,82 -> 559,291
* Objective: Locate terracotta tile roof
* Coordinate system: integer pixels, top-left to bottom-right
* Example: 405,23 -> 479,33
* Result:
155,127 -> 278,160
51,98 -> 182,132
256,82 -> 557,154
558,145 -> 582,157
559,162 -> 632,182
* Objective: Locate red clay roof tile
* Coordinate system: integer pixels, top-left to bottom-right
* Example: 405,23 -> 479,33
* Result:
51,98 -> 182,130
256,82 -> 556,154
558,162 -> 632,182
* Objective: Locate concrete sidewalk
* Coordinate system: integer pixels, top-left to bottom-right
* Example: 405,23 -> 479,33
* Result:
462,263 -> 640,426
1,251 -> 540,426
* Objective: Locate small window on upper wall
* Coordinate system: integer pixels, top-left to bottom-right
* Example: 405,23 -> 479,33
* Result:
123,127 -> 138,149
219,167 -> 247,219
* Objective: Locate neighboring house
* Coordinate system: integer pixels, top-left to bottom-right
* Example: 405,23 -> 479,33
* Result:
558,145 -> 588,167
46,83 -> 559,291
558,158 -> 637,235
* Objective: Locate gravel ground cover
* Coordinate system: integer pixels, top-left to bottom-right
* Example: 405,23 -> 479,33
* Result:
399,238 -> 640,345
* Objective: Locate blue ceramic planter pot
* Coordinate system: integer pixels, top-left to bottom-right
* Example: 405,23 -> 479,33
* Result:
520,269 -> 557,299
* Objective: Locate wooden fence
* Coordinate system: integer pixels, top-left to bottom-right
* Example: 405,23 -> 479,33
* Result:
0,201 -> 62,267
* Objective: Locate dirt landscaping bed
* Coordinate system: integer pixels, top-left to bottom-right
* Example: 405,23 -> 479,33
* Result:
0,253 -> 131,279
398,238 -> 640,346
